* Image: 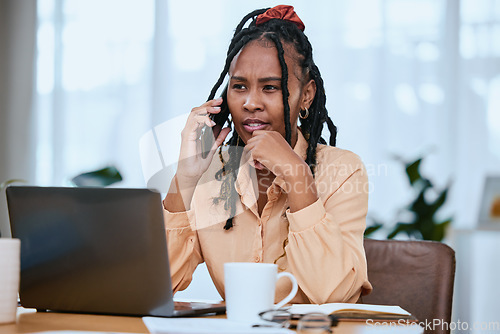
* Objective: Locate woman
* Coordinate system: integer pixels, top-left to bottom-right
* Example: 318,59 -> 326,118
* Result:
163,5 -> 372,304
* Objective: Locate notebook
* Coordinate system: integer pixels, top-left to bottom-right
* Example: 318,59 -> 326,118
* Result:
288,303 -> 416,322
6,186 -> 225,317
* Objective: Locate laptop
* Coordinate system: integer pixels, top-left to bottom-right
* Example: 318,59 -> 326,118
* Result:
6,186 -> 225,317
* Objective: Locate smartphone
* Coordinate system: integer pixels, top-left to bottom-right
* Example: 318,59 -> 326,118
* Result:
200,123 -> 215,159
200,94 -> 229,159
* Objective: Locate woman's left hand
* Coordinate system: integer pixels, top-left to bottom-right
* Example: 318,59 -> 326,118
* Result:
245,130 -> 319,212
245,130 -> 304,179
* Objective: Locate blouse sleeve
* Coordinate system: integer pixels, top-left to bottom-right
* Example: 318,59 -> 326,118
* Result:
163,208 -> 203,293
284,150 -> 372,304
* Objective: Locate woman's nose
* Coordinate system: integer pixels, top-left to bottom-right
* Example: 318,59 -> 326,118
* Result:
243,90 -> 263,112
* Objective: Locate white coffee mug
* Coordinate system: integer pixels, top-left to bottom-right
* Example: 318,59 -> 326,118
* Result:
224,262 -> 298,324
0,238 -> 21,324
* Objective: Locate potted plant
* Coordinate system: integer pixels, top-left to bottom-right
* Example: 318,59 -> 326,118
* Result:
365,155 -> 453,241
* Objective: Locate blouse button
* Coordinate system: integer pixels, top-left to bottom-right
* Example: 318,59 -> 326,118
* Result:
254,256 -> 260,262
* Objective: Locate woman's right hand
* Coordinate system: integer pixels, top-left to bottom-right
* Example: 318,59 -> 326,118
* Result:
176,97 -> 231,187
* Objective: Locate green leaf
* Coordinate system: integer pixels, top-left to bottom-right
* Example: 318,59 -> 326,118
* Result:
431,218 -> 452,241
405,158 -> 422,186
417,217 -> 438,240
71,166 -> 123,187
429,187 -> 449,215
387,222 -> 414,239
364,223 -> 384,237
408,189 -> 430,217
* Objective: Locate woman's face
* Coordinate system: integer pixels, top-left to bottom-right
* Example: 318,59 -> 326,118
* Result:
227,39 -> 315,147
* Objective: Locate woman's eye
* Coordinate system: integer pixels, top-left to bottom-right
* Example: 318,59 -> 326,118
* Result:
232,84 -> 246,90
264,85 -> 279,91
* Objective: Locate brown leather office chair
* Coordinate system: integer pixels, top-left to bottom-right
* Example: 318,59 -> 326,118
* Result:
361,239 -> 456,334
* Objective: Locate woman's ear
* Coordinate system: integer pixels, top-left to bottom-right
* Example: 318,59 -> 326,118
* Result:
301,79 -> 316,109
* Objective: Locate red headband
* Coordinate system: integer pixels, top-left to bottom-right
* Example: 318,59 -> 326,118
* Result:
256,5 -> 305,32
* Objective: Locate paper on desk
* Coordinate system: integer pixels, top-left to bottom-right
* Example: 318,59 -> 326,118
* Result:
143,317 -> 293,334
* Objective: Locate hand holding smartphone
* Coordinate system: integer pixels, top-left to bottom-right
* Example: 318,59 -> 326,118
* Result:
200,121 -> 215,159
200,95 -> 229,159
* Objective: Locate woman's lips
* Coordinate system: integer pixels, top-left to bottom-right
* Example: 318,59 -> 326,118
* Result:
242,122 -> 269,132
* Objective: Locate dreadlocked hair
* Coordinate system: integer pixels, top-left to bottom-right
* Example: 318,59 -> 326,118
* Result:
209,8 -> 338,230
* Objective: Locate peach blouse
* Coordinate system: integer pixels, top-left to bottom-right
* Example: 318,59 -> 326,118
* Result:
164,130 -> 372,304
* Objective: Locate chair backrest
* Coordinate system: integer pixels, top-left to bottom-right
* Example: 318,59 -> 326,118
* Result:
362,239 -> 456,334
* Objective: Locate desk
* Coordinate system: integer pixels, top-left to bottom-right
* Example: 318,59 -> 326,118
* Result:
1,307 -> 423,333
